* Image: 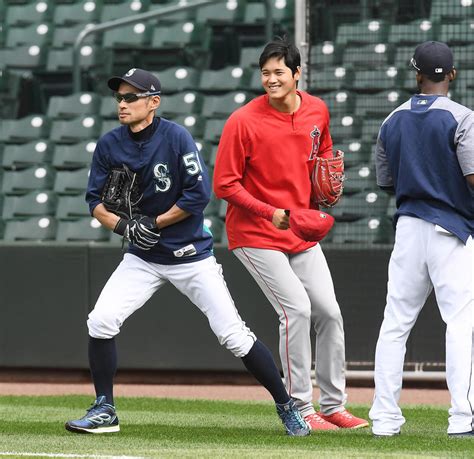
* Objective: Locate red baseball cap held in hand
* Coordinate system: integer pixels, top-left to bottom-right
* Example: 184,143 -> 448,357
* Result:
288,209 -> 335,242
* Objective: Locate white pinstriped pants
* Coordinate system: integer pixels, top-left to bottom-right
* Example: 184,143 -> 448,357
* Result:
370,216 -> 474,435
234,244 -> 347,417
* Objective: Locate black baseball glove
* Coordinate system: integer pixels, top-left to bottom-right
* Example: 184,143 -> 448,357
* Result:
113,215 -> 161,250
101,164 -> 143,219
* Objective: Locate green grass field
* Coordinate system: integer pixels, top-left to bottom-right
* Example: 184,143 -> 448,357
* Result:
0,395 -> 472,458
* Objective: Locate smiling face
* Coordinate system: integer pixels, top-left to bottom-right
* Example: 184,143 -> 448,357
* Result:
116,82 -> 160,131
260,57 -> 300,103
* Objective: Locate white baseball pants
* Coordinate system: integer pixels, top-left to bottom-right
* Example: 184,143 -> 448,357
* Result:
370,216 -> 474,435
88,253 -> 256,358
234,244 -> 347,417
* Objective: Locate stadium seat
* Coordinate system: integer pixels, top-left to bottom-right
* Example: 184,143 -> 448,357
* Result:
198,67 -> 249,92
332,139 -> 371,169
335,20 -> 388,46
354,90 -> 408,118
329,115 -> 360,143
202,118 -> 226,143
361,118 -> 385,143
452,69 -> 474,93
350,67 -> 401,91
439,19 -> 474,45
50,116 -> 101,143
243,0 -> 294,24
159,91 -> 204,118
456,92 -> 474,109
100,96 -> 118,119
308,66 -> 352,92
247,68 -> 266,93
451,44 -> 474,69
103,23 -> 151,48
386,195 -> 397,219
5,0 -> 53,27
46,45 -> 104,72
168,115 -> 206,139
329,190 -> 389,221
196,0 -> 245,24
100,119 -> 120,136
343,164 -> 377,194
151,21 -> 211,49
52,141 -> 95,169
204,193 -> 222,217
5,23 -> 52,48
47,93 -> 101,119
309,41 -> 338,67
56,194 -> 90,219
56,218 -> 109,242
393,45 -> 416,68
239,46 -> 263,69
155,67 -> 200,93
2,190 -> 57,219
201,91 -> 251,118
342,44 -> 391,68
52,24 -> 96,48
0,45 -> 47,70
2,165 -> 55,194
319,90 -> 355,118
387,19 -> 435,45
2,140 -> 53,169
430,0 -> 474,21
54,167 -> 90,195
53,1 -> 101,26
203,215 -> 224,243
0,115 -> 50,143
100,0 -> 150,22
331,216 -> 394,244
3,216 -> 57,241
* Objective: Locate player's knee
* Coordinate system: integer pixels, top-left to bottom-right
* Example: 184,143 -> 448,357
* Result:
87,309 -> 121,339
283,302 -> 312,322
221,330 -> 256,358
314,307 -> 343,326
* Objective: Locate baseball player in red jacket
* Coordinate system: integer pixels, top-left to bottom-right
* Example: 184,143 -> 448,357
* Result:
213,37 -> 368,430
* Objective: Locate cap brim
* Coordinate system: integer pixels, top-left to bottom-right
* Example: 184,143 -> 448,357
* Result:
107,76 -> 148,91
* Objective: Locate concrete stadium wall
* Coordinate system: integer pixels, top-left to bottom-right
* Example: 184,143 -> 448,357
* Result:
0,244 -> 444,370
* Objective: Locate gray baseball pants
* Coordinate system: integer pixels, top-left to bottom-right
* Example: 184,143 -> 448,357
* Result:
233,244 -> 347,416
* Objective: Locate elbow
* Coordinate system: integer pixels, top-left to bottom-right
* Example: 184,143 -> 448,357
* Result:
466,174 -> 474,191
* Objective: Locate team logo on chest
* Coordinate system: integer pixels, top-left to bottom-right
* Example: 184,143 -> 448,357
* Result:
308,125 -> 321,160
153,163 -> 172,192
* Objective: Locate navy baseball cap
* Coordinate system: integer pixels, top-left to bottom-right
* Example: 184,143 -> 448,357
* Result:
108,68 -> 161,93
410,41 -> 454,77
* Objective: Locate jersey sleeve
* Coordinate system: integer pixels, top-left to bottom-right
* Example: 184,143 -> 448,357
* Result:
375,124 -> 394,188
318,100 -> 334,159
213,113 -> 249,199
455,111 -> 474,176
175,128 -> 211,215
85,139 -> 111,215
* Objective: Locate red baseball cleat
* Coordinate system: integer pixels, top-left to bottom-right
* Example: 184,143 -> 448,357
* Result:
317,409 -> 369,429
304,412 -> 339,430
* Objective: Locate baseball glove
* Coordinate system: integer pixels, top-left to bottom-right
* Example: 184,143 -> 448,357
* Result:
311,150 -> 345,208
101,164 -> 143,219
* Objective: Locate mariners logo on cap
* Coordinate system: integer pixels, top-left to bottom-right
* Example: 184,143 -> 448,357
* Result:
125,68 -> 137,77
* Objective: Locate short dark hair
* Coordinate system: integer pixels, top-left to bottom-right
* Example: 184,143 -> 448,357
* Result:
422,72 -> 446,83
259,37 -> 301,76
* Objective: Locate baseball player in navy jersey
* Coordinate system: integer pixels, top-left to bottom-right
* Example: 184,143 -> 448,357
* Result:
369,42 -> 474,437
64,68 -> 309,437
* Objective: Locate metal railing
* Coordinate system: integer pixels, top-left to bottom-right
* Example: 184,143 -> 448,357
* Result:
73,0 -> 274,92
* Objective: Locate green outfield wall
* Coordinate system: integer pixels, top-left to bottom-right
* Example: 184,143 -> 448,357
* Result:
0,244 -> 444,371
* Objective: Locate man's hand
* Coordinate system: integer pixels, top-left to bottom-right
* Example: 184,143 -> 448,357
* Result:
114,215 -> 161,250
272,209 -> 290,230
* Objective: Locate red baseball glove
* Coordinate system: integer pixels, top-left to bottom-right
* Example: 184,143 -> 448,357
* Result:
311,150 -> 345,208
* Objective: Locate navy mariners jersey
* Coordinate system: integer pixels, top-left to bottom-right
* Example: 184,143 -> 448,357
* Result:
375,94 -> 474,243
86,117 -> 213,264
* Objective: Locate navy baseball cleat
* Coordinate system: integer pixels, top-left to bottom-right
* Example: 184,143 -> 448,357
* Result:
276,399 -> 310,436
65,396 -> 120,434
